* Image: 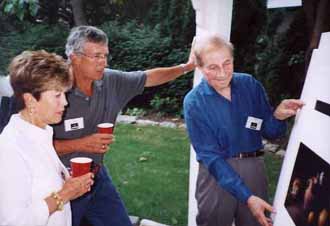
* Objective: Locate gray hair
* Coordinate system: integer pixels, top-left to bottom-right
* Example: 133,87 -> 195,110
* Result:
194,34 -> 234,67
65,26 -> 108,61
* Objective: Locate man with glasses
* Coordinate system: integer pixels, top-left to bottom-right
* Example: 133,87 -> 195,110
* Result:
52,26 -> 195,226
183,34 -> 304,226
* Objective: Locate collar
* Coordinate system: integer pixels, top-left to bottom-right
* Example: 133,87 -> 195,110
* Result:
11,114 -> 53,143
94,79 -> 104,90
70,78 -> 104,98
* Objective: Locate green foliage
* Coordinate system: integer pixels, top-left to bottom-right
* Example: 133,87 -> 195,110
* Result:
125,108 -> 147,117
100,20 -> 193,115
0,0 -> 195,115
1,0 -> 38,21
157,0 -> 194,45
150,95 -> 179,114
253,9 -> 307,105
0,22 -> 69,74
231,0 -> 267,76
231,1 -> 307,106
1,0 -> 308,114
264,152 -> 283,202
101,21 -> 171,70
254,34 -> 283,103
157,0 -> 169,36
288,51 -> 304,66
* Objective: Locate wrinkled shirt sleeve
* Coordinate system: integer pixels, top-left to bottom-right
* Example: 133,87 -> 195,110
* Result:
0,142 -> 49,226
184,100 -> 252,203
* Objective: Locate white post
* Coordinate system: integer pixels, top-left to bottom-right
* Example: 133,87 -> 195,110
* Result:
188,1 -> 233,226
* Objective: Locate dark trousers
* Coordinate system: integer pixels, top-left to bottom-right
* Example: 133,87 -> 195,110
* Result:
196,157 -> 269,226
71,165 -> 132,226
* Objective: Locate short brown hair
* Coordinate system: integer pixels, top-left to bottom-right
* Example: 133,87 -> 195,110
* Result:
194,34 -> 234,67
9,50 -> 71,108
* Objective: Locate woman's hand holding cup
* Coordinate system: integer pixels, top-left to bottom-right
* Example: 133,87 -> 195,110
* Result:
58,172 -> 94,203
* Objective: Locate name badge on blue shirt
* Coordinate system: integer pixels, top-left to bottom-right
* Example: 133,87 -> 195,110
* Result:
245,116 -> 263,131
64,117 -> 84,132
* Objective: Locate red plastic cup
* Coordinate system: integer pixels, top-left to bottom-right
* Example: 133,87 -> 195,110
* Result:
97,123 -> 114,134
70,157 -> 92,177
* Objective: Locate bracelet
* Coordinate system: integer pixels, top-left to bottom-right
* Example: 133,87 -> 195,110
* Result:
51,192 -> 64,211
180,63 -> 188,74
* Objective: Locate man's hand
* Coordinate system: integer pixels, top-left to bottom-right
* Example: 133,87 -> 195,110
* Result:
247,195 -> 274,226
185,36 -> 197,70
273,99 -> 304,120
144,37 -> 196,87
54,133 -> 114,155
77,133 -> 114,153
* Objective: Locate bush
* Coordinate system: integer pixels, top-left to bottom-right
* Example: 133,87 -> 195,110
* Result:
0,20 -> 192,116
0,22 -> 69,74
100,21 -> 193,115
253,9 -> 307,105
125,108 -> 147,117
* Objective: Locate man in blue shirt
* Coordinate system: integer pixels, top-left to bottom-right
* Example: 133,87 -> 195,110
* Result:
184,34 -> 304,226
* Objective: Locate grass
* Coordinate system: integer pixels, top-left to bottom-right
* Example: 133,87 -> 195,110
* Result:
104,124 -> 283,226
104,124 -> 190,226
264,152 -> 283,202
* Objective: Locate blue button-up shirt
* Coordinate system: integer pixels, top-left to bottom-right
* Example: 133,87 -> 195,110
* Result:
184,73 -> 286,203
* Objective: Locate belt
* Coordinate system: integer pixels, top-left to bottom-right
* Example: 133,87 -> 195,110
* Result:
231,150 -> 264,159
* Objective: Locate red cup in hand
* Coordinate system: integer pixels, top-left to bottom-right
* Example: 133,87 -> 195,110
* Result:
70,157 -> 92,177
97,123 -> 114,134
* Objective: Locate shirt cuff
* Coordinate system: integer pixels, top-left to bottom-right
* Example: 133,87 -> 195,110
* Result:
238,186 -> 253,204
270,115 -> 287,132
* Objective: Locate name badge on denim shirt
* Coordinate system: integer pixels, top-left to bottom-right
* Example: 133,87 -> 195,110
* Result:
245,116 -> 263,131
64,117 -> 84,132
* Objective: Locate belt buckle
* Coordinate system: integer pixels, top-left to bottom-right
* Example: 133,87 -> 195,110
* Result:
238,153 -> 244,159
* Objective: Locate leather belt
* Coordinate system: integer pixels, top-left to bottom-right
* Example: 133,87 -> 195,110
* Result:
231,150 -> 264,159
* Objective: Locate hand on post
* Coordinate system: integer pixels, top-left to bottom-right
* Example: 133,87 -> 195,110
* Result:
184,36 -> 197,73
273,99 -> 304,120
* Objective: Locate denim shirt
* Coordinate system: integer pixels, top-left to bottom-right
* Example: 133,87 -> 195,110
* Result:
184,72 -> 286,203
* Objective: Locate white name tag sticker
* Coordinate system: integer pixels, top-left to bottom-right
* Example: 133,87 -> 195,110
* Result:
245,116 -> 263,131
64,117 -> 84,132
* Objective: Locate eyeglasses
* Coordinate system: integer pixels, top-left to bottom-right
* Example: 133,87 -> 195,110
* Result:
77,52 -> 112,61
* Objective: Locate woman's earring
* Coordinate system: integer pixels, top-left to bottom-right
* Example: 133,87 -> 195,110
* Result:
27,104 -> 36,124
28,103 -> 35,115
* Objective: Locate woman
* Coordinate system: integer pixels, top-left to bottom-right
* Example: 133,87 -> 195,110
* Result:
0,50 -> 94,226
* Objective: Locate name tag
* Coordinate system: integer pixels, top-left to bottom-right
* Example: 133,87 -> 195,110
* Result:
245,116 -> 263,131
64,117 -> 84,132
